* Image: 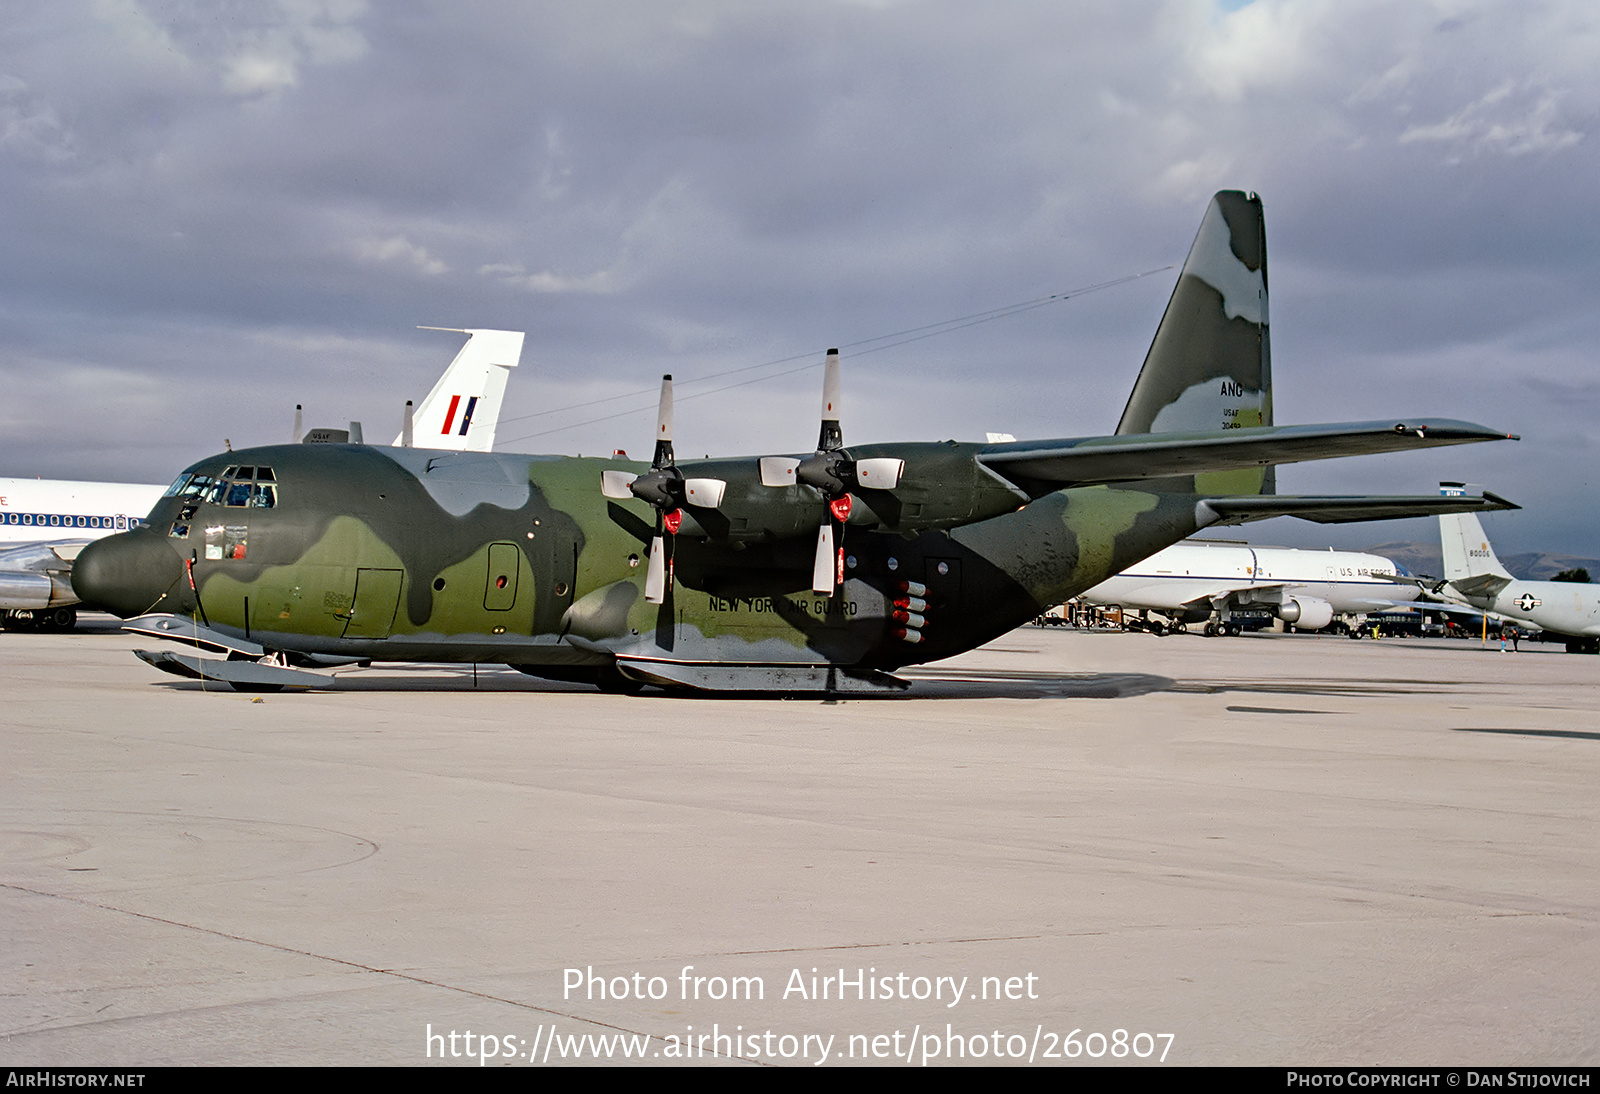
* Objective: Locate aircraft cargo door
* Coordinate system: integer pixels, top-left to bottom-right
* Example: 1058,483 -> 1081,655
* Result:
343,568 -> 404,638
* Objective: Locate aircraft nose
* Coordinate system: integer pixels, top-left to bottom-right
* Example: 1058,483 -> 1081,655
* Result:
72,529 -> 186,618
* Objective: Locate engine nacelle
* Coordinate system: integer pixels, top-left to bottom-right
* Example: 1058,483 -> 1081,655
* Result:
1278,596 -> 1334,631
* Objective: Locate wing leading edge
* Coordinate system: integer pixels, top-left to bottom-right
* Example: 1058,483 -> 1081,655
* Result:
978,419 -> 1516,493
1195,490 -> 1520,527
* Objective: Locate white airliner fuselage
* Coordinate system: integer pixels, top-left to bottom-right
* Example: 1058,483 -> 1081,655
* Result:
1081,541 -> 1414,633
0,478 -> 165,627
0,478 -> 163,545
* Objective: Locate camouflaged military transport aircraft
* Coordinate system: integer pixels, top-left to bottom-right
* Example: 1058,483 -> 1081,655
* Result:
72,192 -> 1518,694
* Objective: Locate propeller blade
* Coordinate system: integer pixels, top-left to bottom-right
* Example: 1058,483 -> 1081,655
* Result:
760,457 -> 800,487
811,523 -> 836,595
854,457 -> 904,490
645,535 -> 668,603
683,477 -> 727,508
816,348 -> 842,452
652,374 -> 675,469
600,469 -> 638,499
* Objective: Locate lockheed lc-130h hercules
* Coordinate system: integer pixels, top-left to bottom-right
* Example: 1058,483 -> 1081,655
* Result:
72,192 -> 1519,694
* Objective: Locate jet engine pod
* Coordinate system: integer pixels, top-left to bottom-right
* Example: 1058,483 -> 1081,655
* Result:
1279,596 -> 1334,631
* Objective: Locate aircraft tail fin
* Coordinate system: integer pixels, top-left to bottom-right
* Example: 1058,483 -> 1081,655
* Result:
1438,482 -> 1513,582
396,328 -> 525,452
1116,190 -> 1272,494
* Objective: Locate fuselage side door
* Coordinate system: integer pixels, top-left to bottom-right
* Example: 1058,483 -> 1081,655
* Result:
343,567 -> 405,638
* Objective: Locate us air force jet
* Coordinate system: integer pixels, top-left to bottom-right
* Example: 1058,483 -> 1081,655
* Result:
1079,540 -> 1425,636
1435,483 -> 1600,653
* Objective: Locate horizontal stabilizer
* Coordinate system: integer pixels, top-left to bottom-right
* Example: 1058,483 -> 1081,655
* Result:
1196,490 -> 1519,526
1449,573 -> 1515,600
980,420 -> 1515,491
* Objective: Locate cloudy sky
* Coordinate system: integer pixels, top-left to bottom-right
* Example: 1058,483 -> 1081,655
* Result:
3,0 -> 1595,554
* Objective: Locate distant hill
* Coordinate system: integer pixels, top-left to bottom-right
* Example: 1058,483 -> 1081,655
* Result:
1363,541 -> 1600,583
1500,553 -> 1600,582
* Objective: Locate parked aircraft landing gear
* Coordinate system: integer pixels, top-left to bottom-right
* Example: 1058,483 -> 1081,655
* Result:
2,608 -> 76,632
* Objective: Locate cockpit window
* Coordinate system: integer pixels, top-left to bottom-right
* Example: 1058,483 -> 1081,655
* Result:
176,475 -> 216,499
197,467 -> 277,509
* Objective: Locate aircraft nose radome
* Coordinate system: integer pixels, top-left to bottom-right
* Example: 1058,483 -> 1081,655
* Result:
72,530 -> 185,618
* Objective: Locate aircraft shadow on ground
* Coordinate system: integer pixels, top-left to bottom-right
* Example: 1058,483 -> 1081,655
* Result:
1452,726 -> 1600,742
146,666 -> 1175,700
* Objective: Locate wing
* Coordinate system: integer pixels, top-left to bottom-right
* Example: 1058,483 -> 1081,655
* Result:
1086,578 -> 1273,611
978,419 -> 1515,491
1195,490 -> 1519,526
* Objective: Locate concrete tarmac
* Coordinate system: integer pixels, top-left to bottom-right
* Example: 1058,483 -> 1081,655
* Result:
2,621 -> 1596,1067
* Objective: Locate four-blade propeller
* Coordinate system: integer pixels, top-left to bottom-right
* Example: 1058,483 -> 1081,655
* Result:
759,350 -> 904,593
600,375 -> 727,603
600,350 -> 904,601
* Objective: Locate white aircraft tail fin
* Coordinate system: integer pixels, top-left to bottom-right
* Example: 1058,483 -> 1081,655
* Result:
1439,482 -> 1512,582
397,328 -> 525,452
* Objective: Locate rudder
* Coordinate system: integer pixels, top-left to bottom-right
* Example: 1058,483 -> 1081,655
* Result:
1438,482 -> 1512,581
1116,191 -> 1272,494
397,328 -> 525,452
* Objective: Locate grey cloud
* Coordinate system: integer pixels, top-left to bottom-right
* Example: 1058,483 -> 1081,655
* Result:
1,0 -> 1596,557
